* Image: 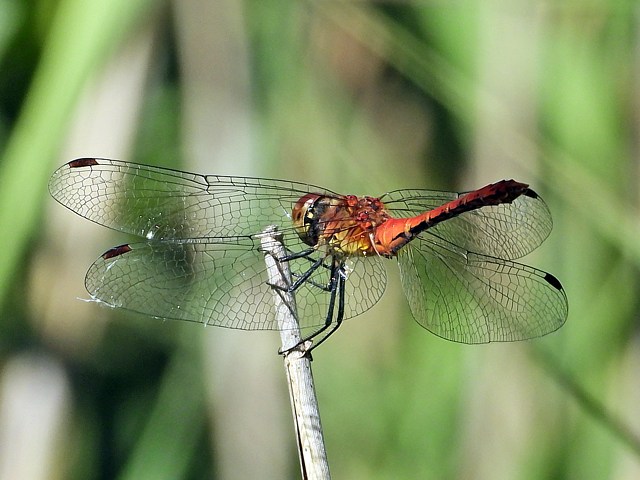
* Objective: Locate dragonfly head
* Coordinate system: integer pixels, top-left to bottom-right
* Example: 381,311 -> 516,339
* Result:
292,193 -> 323,247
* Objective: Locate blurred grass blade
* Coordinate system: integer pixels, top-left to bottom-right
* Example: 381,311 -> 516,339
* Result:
0,0 -> 153,309
533,346 -> 640,457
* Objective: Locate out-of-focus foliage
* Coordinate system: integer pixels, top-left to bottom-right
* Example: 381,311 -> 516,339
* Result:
0,1 -> 638,479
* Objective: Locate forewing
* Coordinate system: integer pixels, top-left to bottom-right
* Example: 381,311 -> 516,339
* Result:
396,234 -> 567,343
85,238 -> 387,333
381,187 -> 553,260
49,158 -> 337,240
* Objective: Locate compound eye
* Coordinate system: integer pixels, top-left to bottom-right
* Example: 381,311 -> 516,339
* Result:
292,193 -> 321,245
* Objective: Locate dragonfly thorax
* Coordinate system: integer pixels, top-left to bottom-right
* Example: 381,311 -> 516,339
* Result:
292,193 -> 392,257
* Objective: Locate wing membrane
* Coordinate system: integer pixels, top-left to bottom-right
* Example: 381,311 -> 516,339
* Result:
85,238 -> 387,333
396,235 -> 567,343
49,158 -> 337,240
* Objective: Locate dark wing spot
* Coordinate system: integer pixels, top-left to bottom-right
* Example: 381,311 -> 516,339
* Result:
544,272 -> 563,290
523,188 -> 539,199
102,244 -> 132,260
68,158 -> 99,168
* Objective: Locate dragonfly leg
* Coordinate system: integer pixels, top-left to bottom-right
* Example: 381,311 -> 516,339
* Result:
303,270 -> 346,351
289,252 -> 335,290
288,256 -> 327,292
291,275 -> 331,292
277,247 -> 316,262
279,260 -> 347,355
267,254 -> 326,293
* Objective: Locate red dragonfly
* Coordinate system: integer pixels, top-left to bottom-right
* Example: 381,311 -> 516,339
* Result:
49,158 -> 567,347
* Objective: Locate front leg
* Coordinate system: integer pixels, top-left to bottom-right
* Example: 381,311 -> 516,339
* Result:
279,259 -> 348,354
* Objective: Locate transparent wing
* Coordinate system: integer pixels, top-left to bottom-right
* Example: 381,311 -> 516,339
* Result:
48,158 -> 338,240
85,238 -> 387,333
380,187 -> 553,260
396,234 -> 567,343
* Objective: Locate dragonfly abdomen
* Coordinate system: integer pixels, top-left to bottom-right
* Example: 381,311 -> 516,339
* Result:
376,180 -> 532,255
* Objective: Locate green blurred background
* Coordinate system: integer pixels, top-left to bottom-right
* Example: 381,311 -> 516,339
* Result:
0,0 -> 638,479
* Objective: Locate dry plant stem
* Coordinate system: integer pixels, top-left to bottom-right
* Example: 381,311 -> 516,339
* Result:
259,226 -> 331,480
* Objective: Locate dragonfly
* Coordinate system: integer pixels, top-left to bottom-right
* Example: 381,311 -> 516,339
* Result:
49,158 -> 567,349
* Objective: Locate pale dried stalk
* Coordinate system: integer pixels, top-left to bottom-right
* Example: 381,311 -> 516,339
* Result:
259,226 -> 331,480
